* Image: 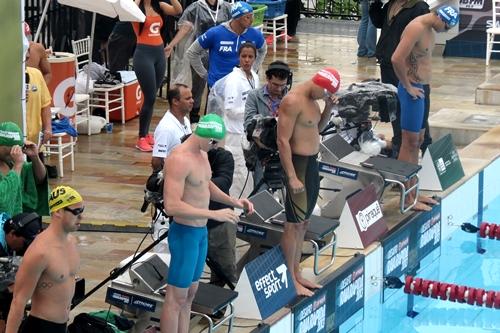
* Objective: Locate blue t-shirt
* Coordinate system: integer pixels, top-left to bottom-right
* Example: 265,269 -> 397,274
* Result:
198,24 -> 265,87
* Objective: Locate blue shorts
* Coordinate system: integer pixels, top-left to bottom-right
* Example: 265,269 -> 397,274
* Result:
398,82 -> 426,133
167,222 -> 208,288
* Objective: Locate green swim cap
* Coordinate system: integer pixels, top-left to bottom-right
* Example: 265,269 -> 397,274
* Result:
194,114 -> 226,140
0,122 -> 24,147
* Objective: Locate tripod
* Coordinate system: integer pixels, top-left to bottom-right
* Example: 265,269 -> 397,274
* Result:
248,156 -> 287,209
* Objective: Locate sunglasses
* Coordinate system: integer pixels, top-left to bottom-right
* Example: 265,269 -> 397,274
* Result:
64,206 -> 85,216
209,139 -> 219,146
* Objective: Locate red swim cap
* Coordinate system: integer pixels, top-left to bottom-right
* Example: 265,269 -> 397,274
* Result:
312,68 -> 341,93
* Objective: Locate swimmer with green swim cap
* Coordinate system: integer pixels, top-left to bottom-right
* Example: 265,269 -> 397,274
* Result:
161,112 -> 254,332
194,114 -> 226,140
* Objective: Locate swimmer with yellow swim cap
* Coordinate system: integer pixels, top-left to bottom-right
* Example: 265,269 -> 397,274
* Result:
6,185 -> 83,333
160,114 -> 254,332
48,185 -> 84,214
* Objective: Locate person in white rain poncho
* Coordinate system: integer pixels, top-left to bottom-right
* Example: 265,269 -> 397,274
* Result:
166,0 -> 232,123
207,42 -> 259,199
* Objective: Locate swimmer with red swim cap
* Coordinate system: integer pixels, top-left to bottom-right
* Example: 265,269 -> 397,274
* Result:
277,67 -> 340,297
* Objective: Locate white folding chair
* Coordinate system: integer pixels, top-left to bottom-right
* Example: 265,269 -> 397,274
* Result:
71,37 -> 92,135
72,36 -> 91,69
45,107 -> 75,178
263,14 -> 288,53
486,0 -> 500,65
71,37 -> 125,125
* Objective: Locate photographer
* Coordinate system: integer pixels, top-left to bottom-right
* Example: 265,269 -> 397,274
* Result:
244,61 -> 291,193
0,213 -> 42,333
0,122 -> 49,217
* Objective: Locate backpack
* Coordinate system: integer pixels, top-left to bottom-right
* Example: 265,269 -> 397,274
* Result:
68,313 -> 116,333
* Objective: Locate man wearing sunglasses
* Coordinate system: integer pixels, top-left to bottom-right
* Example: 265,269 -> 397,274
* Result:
161,114 -> 254,333
277,68 -> 340,297
391,5 -> 458,211
6,186 -> 84,333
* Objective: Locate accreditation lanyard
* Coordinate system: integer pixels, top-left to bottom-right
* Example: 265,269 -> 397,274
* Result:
200,0 -> 220,26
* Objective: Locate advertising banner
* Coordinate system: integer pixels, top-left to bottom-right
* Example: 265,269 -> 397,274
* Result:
381,202 -> 442,300
234,245 -> 296,320
293,290 -> 329,333
459,0 -> 491,32
336,184 -> 388,249
334,261 -> 365,327
414,203 -> 442,263
419,134 -> 465,191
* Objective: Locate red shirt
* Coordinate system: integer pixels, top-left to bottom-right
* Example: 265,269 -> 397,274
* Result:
133,15 -> 164,46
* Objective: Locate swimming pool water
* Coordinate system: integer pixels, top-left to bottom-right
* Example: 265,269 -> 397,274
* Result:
345,195 -> 500,333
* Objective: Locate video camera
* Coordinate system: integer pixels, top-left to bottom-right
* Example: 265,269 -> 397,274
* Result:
334,80 -> 398,124
244,116 -> 284,191
141,170 -> 165,213
0,257 -> 20,292
321,80 -> 398,154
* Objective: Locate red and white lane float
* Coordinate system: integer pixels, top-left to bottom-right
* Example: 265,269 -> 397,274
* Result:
478,222 -> 500,240
461,222 -> 500,240
404,276 -> 500,309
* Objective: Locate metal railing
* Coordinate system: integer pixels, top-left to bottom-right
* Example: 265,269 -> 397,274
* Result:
301,0 -> 361,20
25,0 -> 360,52
25,0 -> 87,52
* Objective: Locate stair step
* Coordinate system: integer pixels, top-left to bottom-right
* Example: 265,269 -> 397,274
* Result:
429,108 -> 500,146
476,73 -> 500,105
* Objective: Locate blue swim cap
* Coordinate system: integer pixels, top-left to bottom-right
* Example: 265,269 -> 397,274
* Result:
231,1 -> 253,19
436,5 -> 459,28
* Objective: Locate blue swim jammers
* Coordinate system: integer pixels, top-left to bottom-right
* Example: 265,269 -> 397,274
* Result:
398,82 -> 426,133
167,221 -> 208,288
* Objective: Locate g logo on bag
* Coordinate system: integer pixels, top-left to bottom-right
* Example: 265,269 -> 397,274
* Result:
150,22 -> 161,35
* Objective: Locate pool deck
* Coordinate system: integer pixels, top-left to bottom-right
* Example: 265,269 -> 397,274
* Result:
42,31 -> 500,331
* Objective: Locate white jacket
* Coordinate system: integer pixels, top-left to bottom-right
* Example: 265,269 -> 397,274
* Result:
208,67 -> 259,134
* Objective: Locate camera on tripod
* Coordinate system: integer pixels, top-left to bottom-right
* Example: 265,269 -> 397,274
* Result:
244,116 -> 285,192
141,169 -> 165,213
321,80 -> 398,155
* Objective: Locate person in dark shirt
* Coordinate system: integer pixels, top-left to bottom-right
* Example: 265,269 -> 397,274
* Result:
370,0 -> 432,157
206,147 -> 237,286
107,22 -> 136,73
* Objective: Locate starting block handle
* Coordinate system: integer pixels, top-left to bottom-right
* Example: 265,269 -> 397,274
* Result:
308,232 -> 337,276
191,302 -> 235,333
384,174 -> 419,214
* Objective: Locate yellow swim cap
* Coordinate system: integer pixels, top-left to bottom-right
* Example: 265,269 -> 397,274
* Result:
49,186 -> 83,213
